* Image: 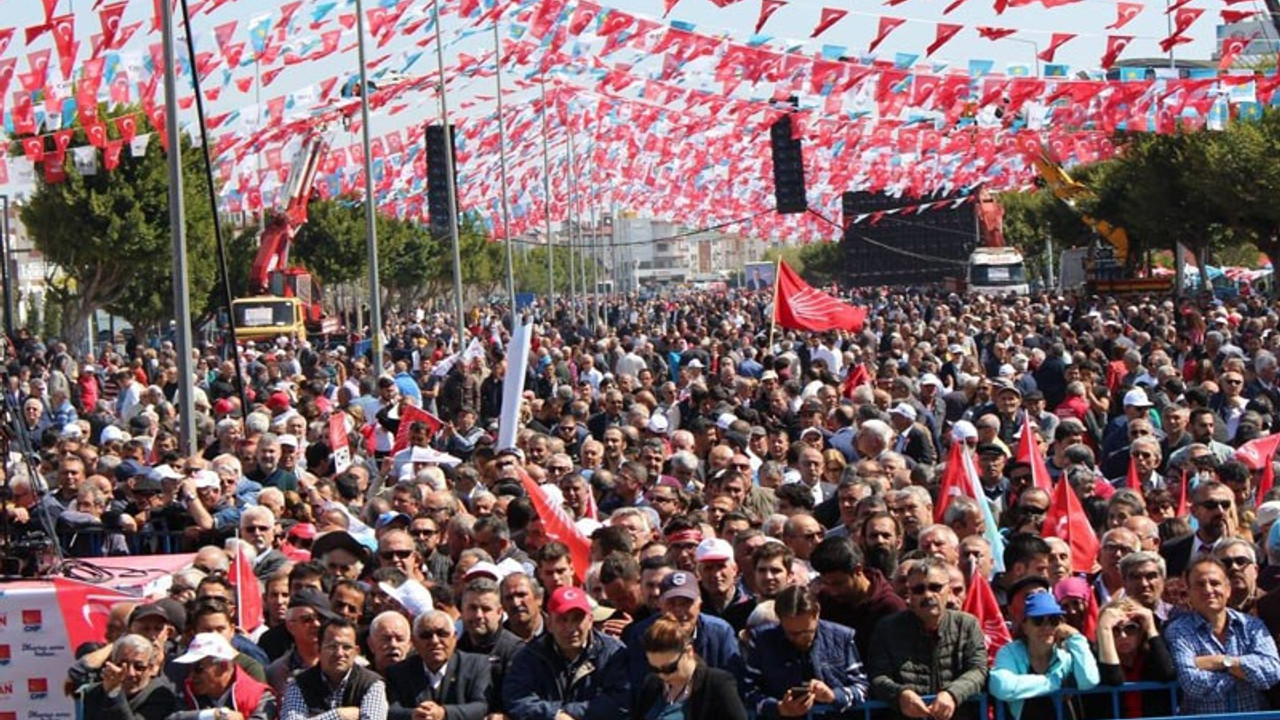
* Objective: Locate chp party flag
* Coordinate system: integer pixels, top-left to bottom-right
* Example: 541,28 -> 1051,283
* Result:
1014,414 -> 1053,493
773,261 -> 867,333
517,465 -> 591,581
1042,466 -> 1100,573
228,543 -> 264,631
391,403 -> 444,454
1236,433 -> 1280,506
962,572 -> 1011,666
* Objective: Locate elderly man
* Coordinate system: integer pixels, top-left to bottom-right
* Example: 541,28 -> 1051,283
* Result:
312,530 -> 372,581
503,587 -> 630,720
1214,539 -> 1264,614
868,559 -> 989,720
1096,527 -> 1140,606
240,506 -> 287,580
387,610 -> 491,720
1119,551 -> 1173,626
281,618 -> 388,720
743,585 -> 868,720
1166,558 -> 1280,714
916,525 -> 961,565
171,633 -> 277,720
82,633 -> 176,720
368,611 -> 413,675
501,572 -> 546,641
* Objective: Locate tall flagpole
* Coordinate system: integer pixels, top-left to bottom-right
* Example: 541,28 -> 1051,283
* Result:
161,0 -> 196,454
539,77 -> 556,312
493,20 -> 517,330
566,130 -> 578,315
768,258 -> 782,352
432,0 -> 466,346
354,0 -> 384,371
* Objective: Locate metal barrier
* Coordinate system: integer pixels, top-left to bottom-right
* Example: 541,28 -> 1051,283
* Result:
56,528 -> 190,557
992,681 -> 1180,720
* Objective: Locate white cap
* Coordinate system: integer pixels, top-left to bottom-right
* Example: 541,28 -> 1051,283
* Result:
173,632 -> 238,664
464,561 -> 503,581
717,412 -> 737,431
998,364 -> 1015,378
1257,501 -> 1280,529
646,414 -> 670,434
1122,388 -> 1153,408
686,358 -> 704,370
153,464 -> 184,481
193,470 -> 221,490
60,423 -> 83,440
695,538 -> 733,563
952,420 -> 978,442
890,403 -> 918,421
278,434 -> 299,448
100,425 -> 129,445
920,374 -> 944,389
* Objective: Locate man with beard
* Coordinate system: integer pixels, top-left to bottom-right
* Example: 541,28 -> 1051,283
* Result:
1213,539 -> 1264,614
868,559 -> 989,720
858,512 -> 902,580
809,537 -> 906,660
457,578 -> 524,712
723,542 -> 796,633
1161,481 -> 1237,577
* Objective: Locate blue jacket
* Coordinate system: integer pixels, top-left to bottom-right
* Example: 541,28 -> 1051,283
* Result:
624,613 -> 744,694
989,634 -> 1099,720
743,620 -> 868,720
503,629 -> 630,720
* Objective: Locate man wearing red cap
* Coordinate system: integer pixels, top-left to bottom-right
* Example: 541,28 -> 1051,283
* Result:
503,587 -> 629,720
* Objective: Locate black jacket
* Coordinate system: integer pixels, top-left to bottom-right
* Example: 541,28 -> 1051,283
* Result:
386,651 -> 491,720
82,679 -> 178,720
634,662 -> 747,720
1088,636 -> 1177,719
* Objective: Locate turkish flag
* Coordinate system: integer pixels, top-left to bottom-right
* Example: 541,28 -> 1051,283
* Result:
774,261 -> 867,333
977,26 -> 1017,41
1043,469 -> 1100,574
1107,1 -> 1143,28
1014,414 -> 1053,493
756,0 -> 787,32
1222,9 -> 1258,23
51,577 -> 137,651
1101,35 -> 1133,68
228,544 -> 263,631
927,23 -> 963,57
1124,455 -> 1146,505
934,440 -> 972,522
962,572 -> 1012,666
1219,35 -> 1251,70
1173,6 -> 1205,34
391,403 -> 444,454
868,16 -> 906,53
517,466 -> 591,582
1037,33 -> 1076,62
811,7 -> 849,38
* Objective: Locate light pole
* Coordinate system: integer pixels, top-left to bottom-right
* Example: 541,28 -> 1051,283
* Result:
0,194 -> 13,340
1006,37 -> 1041,76
354,0 -> 385,372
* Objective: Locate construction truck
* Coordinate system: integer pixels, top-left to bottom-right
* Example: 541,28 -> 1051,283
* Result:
1033,153 -> 1173,295
231,136 -> 341,343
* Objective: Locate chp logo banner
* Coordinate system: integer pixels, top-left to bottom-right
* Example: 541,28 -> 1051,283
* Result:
21,609 -> 41,632
28,677 -> 49,700
0,643 -> 9,665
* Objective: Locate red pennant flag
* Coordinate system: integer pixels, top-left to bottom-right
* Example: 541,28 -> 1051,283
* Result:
99,1 -> 127,49
1222,9 -> 1258,23
811,7 -> 849,38
1219,35 -> 1251,70
756,0 -> 787,33
51,577 -> 137,651
229,544 -> 264,631
1107,1 -> 1143,28
45,153 -> 67,184
1236,433 -> 1280,507
42,0 -> 60,25
662,0 -> 682,16
1100,35 -> 1133,68
1124,455 -> 1146,506
977,26 -> 1018,40
0,28 -> 14,57
841,363 -> 871,400
943,0 -> 970,13
1176,468 -> 1189,518
517,466 -> 591,582
1015,414 -> 1053,493
774,261 -> 868,332
1173,6 -> 1204,34
1037,33 -> 1076,62
50,14 -> 76,79
935,440 -> 972,522
115,115 -> 138,143
391,403 -> 445,454
927,23 -> 963,56
22,137 -> 45,163
868,16 -> 906,53
962,572 -> 1012,666
104,139 -> 123,170
1159,34 -> 1193,53
1043,467 -> 1100,574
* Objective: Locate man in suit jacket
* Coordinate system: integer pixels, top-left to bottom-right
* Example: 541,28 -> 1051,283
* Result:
889,404 -> 936,466
1160,480 -> 1237,578
387,609 -> 491,720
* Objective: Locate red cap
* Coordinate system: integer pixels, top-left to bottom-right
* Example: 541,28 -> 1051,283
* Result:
288,523 -> 317,540
547,587 -> 591,616
267,392 -> 291,413
213,398 -> 234,416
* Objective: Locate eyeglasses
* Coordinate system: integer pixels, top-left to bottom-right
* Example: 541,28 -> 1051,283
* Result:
1220,556 -> 1254,569
910,582 -> 946,595
380,549 -> 414,560
243,525 -> 272,533
1028,615 -> 1063,627
1113,621 -> 1143,637
1132,451 -> 1155,459
1103,543 -> 1137,554
291,612 -> 322,624
410,528 -> 438,537
417,628 -> 452,640
648,657 -> 682,675
648,495 -> 676,504
1198,500 -> 1232,511
1224,378 -> 1244,385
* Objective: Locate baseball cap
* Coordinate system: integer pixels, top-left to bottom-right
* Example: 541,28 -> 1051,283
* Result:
173,632 -> 238,664
213,398 -> 235,416
100,425 -> 129,445
266,392 -> 292,413
1023,591 -> 1065,618
1122,388 -> 1153,408
686,359 -> 704,370
131,598 -> 187,633
695,538 -> 733,563
311,530 -> 371,563
288,588 -> 339,619
1256,501 -> 1280,530
761,370 -> 779,381
646,415 -> 669,434
464,561 -> 503,581
193,470 -> 221,490
547,587 -> 592,616
659,571 -> 700,602
717,412 -> 737,430
376,511 -> 412,530
278,434 -> 299,448
890,403 -> 917,421
920,374 -> 944,390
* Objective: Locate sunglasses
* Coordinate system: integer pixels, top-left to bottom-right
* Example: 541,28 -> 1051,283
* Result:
1199,500 -> 1232,511
910,582 -> 946,595
417,628 -> 452,640
1220,556 -> 1254,569
1113,621 -> 1143,637
649,657 -> 681,675
1028,615 -> 1063,627
380,550 -> 414,560
410,528 -> 438,537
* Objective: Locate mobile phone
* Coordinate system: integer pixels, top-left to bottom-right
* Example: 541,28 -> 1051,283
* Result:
790,686 -> 812,699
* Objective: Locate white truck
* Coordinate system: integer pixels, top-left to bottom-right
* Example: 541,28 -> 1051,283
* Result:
967,247 -> 1029,295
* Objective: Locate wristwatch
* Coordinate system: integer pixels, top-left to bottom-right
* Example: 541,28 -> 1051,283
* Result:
1223,656 -> 1238,671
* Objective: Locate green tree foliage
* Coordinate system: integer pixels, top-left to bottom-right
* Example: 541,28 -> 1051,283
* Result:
19,106 -> 216,347
764,242 -> 842,286
291,199 -> 370,287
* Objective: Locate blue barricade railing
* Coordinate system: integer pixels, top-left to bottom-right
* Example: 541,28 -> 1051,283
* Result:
57,528 -> 193,558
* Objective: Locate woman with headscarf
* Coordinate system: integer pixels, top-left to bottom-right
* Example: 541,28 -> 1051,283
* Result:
1054,576 -> 1099,641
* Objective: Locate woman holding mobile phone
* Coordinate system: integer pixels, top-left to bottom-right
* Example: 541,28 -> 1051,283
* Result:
635,615 -> 748,720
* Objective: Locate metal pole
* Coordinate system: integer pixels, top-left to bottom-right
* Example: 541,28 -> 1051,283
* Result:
566,131 -> 578,314
160,0 -> 196,454
433,0 -> 467,348
354,0 -> 385,372
1166,0 -> 1176,69
493,21 -> 517,330
539,77 -> 555,312
0,195 -> 13,340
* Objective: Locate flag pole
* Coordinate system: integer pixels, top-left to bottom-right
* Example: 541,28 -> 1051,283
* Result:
768,258 -> 782,352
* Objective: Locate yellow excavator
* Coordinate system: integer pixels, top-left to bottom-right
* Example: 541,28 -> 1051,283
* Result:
1033,153 -> 1173,295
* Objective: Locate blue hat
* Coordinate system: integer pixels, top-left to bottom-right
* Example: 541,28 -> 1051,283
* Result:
1023,591 -> 1064,618
376,511 -> 411,529
115,459 -> 143,483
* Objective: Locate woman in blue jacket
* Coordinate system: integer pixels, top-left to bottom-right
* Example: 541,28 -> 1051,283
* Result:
990,592 -> 1100,720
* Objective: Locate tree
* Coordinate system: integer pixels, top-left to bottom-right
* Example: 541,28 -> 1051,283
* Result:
19,106 -> 217,348
291,198 -> 370,287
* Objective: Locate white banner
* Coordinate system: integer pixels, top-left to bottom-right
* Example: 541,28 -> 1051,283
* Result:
497,320 -> 532,451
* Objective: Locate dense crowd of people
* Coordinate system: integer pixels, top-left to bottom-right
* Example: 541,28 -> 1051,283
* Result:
8,286 -> 1280,719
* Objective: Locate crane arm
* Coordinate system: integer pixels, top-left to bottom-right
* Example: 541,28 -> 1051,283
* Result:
1033,152 -> 1129,265
247,135 -> 330,294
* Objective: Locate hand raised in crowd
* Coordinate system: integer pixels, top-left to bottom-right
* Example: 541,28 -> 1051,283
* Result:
100,660 -> 126,694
